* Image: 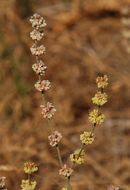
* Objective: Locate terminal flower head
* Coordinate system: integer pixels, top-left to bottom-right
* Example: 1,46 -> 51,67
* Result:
96,75 -> 108,89
48,131 -> 62,147
88,109 -> 105,125
30,13 -> 46,29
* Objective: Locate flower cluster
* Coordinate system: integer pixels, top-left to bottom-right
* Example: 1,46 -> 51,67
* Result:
24,162 -> 38,174
59,164 -> 73,178
30,13 -> 46,29
30,44 -> 45,56
21,162 -> 38,190
30,29 -> 44,41
48,131 -> 62,147
30,13 -> 56,119
70,149 -> 85,165
92,91 -> 108,106
0,177 -> 7,190
80,131 -> 94,145
35,80 -> 51,93
96,75 -> 108,89
40,102 -> 56,119
21,180 -> 37,190
32,60 -> 47,76
89,75 -> 108,126
88,109 -> 105,125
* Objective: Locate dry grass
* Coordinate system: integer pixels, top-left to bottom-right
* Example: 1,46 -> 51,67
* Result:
0,0 -> 130,190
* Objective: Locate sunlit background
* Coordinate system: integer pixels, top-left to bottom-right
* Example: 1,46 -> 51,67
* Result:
0,0 -> 130,190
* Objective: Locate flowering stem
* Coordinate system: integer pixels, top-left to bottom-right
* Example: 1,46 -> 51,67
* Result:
90,123 -> 96,136
28,173 -> 31,184
56,145 -> 63,167
77,143 -> 84,159
66,177 -> 72,190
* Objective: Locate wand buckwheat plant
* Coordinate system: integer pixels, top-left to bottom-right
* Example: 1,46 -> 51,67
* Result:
29,13 -> 109,190
21,162 -> 38,190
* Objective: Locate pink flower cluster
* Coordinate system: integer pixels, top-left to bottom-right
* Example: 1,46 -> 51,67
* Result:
30,14 -> 56,119
35,80 -> 51,92
30,13 -> 46,29
59,164 -> 73,178
40,102 -> 56,119
48,131 -> 62,147
32,60 -> 46,76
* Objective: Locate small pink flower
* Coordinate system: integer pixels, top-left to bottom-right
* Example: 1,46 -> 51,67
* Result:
48,131 -> 62,147
30,44 -> 45,56
35,80 -> 51,92
30,13 -> 46,29
59,164 -> 73,177
40,102 -> 56,119
32,60 -> 47,76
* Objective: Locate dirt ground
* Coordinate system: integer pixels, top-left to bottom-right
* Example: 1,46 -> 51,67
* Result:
0,0 -> 130,190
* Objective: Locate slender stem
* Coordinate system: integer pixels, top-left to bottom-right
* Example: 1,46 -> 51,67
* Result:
28,173 -> 31,184
77,143 -> 84,159
66,177 -> 72,190
90,123 -> 96,136
56,145 -> 63,167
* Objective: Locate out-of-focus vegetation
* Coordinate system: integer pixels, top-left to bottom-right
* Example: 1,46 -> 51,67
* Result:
0,1 -> 130,190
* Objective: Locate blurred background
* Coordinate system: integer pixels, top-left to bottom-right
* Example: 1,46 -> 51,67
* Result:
0,0 -> 130,190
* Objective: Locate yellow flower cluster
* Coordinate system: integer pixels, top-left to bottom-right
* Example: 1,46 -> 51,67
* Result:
80,131 -> 94,145
21,180 -> 37,190
88,109 -> 105,125
92,91 -> 108,106
96,75 -> 108,89
24,162 -> 38,174
61,188 -> 67,190
70,149 -> 85,165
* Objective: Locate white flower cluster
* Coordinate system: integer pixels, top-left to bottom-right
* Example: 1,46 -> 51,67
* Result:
32,60 -> 47,76
30,44 -> 45,56
30,13 -> 46,55
30,13 -> 46,29
30,29 -> 44,41
40,102 -> 56,119
48,131 -> 62,147
35,80 -> 51,92
30,13 -> 56,119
